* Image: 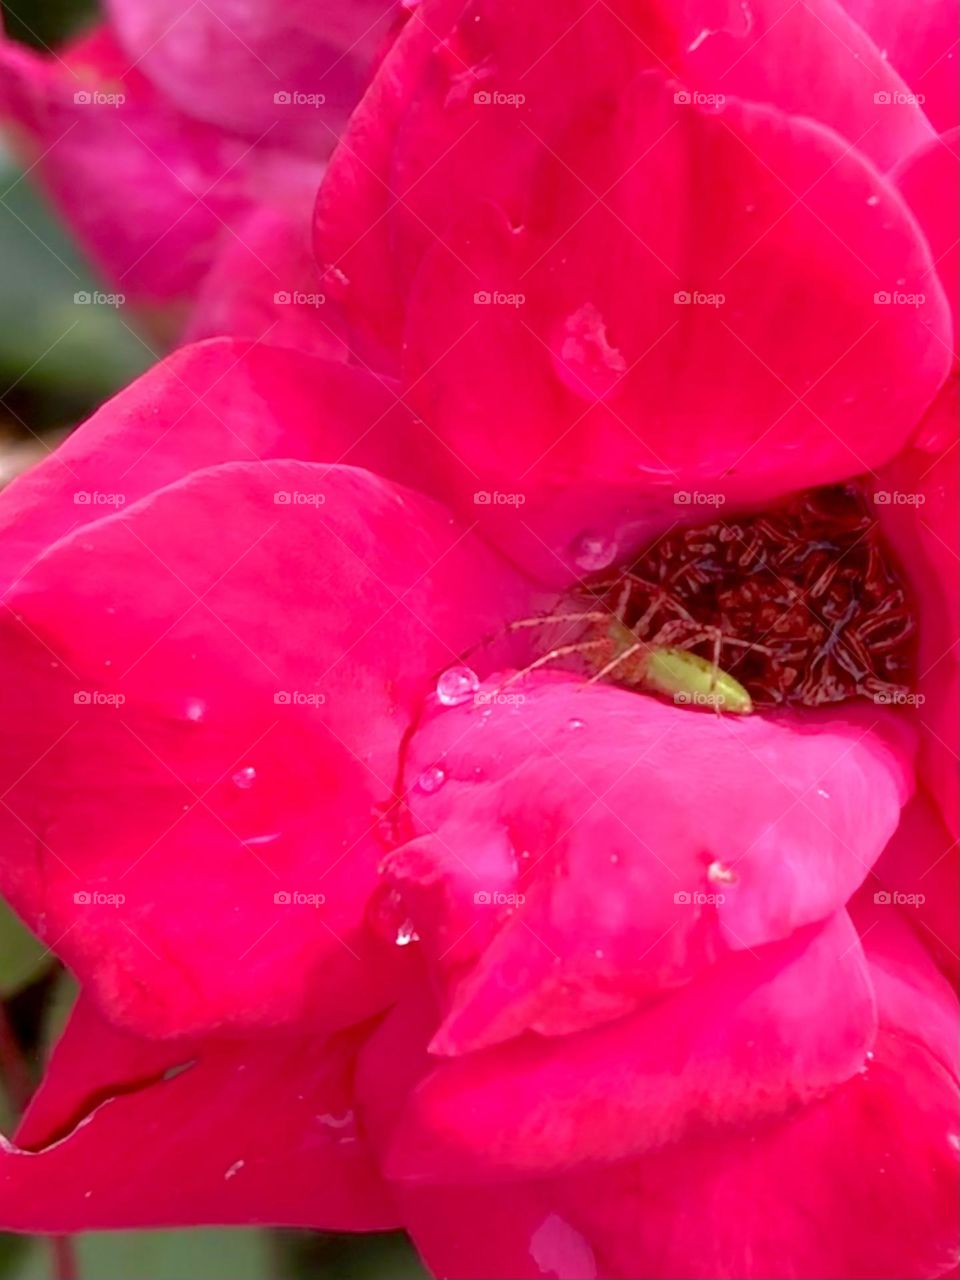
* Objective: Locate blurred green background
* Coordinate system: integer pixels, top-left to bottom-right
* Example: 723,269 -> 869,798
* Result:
0,2 -> 426,1276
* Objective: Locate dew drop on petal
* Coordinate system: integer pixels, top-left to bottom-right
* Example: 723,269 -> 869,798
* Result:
567,717 -> 586,731
436,664 -> 480,706
232,766 -> 257,790
184,699 -> 206,723
395,919 -> 420,947
530,1214 -> 597,1280
572,532 -> 617,572
417,764 -> 447,794
707,860 -> 736,884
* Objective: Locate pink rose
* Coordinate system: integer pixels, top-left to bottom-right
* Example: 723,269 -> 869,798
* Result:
0,0 -> 401,335
0,1 -> 956,1277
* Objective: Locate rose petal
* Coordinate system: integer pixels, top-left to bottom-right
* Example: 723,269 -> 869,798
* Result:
106,0 -> 400,149
386,911 -> 876,1178
185,206 -> 349,358
0,461 -> 522,1036
316,0 -> 934,365
0,336 -> 423,587
0,28 -> 315,308
551,904 -> 959,1280
840,0 -> 959,132
0,995 -> 395,1232
893,129 -> 960,348
387,675 -> 912,1052
402,76 -> 951,577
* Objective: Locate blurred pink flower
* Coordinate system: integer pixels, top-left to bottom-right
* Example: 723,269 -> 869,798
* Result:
0,0 -> 401,332
0,1 -> 956,1278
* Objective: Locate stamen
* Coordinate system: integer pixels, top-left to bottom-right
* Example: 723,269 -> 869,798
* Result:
580,483 -> 916,707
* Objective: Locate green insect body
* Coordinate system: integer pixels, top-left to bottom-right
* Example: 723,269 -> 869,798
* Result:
606,620 -> 753,715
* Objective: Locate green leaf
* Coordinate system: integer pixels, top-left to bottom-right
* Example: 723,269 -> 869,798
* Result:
3,1229 -> 277,1280
41,969 -> 79,1060
0,158 -> 153,403
0,898 -> 50,998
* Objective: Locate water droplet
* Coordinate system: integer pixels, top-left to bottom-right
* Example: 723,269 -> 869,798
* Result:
866,194 -> 880,206
817,788 -> 830,799
232,766 -> 257,790
224,1159 -> 245,1180
707,860 -> 736,884
567,717 -> 586,731
417,764 -> 447,794
530,1214 -> 597,1280
395,919 -> 420,946
436,665 -> 480,707
185,699 -> 206,723
572,531 -> 617,572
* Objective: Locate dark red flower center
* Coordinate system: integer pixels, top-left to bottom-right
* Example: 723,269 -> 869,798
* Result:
530,483 -> 917,708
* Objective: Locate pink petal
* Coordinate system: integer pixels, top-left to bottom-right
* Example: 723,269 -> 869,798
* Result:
185,206 -> 349,357
872,381 -> 959,837
0,995 -> 395,1232
875,796 -> 959,980
357,991 -> 588,1280
0,337 -> 424,585
0,460 -> 522,1037
840,0 -> 959,132
894,129 -> 960,347
402,76 -> 951,576
106,0 -> 401,149
550,905 -> 959,1280
0,28 -> 317,308
316,0 -> 934,365
385,675 -> 912,1052
386,911 -> 876,1178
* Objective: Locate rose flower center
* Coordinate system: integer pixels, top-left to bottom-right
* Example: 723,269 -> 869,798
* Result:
511,483 -> 916,710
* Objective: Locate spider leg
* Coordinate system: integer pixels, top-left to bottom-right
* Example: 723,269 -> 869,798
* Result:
500,638 -> 609,690
507,611 -> 612,633
585,640 -> 647,686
